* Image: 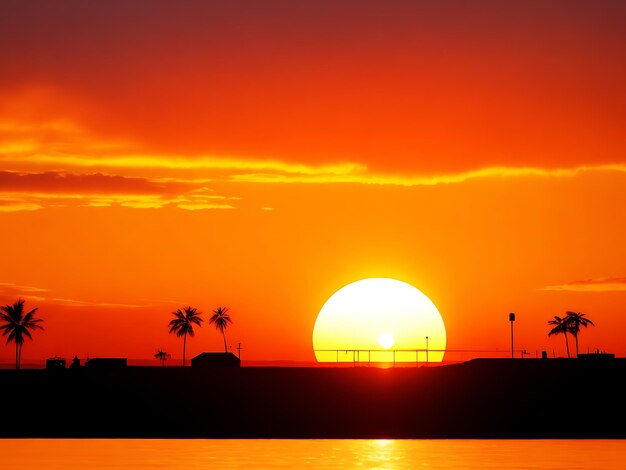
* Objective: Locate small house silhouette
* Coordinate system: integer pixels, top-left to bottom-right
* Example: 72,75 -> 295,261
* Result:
577,352 -> 615,361
46,357 -> 66,370
191,352 -> 240,368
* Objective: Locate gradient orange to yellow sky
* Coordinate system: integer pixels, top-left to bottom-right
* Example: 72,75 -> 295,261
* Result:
1,0 -> 625,364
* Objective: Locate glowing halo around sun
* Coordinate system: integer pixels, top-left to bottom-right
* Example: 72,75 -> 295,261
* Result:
312,278 -> 446,363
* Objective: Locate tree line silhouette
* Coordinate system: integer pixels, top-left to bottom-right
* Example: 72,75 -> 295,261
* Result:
168,305 -> 233,366
0,298 -> 599,369
548,311 -> 595,358
0,299 -> 234,369
154,349 -> 171,367
0,299 -> 44,369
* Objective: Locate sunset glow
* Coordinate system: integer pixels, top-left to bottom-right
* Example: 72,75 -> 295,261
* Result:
0,1 -> 625,366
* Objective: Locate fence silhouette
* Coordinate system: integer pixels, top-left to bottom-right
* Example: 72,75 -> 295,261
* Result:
314,348 -> 536,366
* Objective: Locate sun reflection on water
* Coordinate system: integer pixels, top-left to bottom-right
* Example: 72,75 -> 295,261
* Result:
0,439 -> 624,469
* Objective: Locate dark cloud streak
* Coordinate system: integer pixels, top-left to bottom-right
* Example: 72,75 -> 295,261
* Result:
0,171 -> 185,195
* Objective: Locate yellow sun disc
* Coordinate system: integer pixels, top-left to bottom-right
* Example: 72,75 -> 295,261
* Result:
312,278 -> 446,363
378,333 -> 395,349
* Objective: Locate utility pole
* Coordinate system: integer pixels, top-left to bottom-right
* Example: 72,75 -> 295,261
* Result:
236,342 -> 243,361
509,312 -> 516,358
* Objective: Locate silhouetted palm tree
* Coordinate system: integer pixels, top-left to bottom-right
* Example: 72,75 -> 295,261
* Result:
168,307 -> 203,366
565,311 -> 595,357
209,306 -> 232,353
0,299 -> 44,369
548,315 -> 571,358
154,349 -> 171,367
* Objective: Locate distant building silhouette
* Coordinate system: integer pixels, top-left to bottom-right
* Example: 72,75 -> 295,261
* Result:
84,358 -> 128,368
191,352 -> 240,368
46,357 -> 66,370
69,356 -> 81,369
578,352 -> 615,361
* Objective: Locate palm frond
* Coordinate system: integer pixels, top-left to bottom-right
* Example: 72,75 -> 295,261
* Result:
22,307 -> 39,322
0,312 -> 16,324
7,328 -> 23,345
548,326 -> 564,337
0,300 -> 43,349
155,349 -> 170,360
547,315 -> 567,337
564,311 -> 596,334
579,315 -> 595,327
24,321 -> 43,330
209,307 -> 232,323
168,306 -> 203,337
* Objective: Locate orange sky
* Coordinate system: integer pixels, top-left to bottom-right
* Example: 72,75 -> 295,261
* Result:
0,0 -> 625,364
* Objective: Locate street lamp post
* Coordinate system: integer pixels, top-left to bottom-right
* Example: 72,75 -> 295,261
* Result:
426,336 -> 429,367
509,312 -> 516,358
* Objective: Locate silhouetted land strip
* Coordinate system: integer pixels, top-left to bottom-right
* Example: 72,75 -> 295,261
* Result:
1,358 -> 624,438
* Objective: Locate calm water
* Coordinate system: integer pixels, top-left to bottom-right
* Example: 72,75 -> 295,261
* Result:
0,440 -> 624,469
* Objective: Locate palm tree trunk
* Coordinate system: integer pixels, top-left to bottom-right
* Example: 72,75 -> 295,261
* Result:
183,332 -> 187,367
574,333 -> 579,358
222,332 -> 228,353
15,342 -> 19,370
564,331 -> 571,358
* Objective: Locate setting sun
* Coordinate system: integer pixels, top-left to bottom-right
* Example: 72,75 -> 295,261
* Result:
312,278 -> 446,363
378,333 -> 395,349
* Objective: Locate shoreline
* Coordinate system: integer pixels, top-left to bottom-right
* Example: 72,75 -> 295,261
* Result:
1,358 -> 624,439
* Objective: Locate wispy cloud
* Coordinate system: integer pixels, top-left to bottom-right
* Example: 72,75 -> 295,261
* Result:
0,171 -> 240,211
0,283 -> 50,303
4,153 -> 361,175
137,298 -> 185,306
3,163 -> 626,212
0,200 -> 43,212
0,282 -> 50,294
0,283 -> 148,308
540,277 -> 626,292
176,202 -> 236,211
48,298 -> 147,308
3,114 -> 626,212
0,170 -> 175,194
230,164 -> 626,186
5,148 -> 626,187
